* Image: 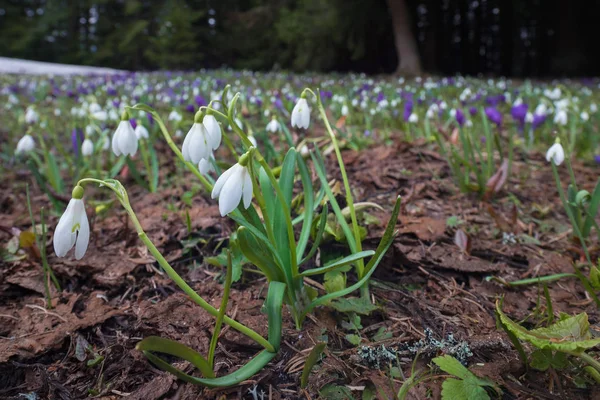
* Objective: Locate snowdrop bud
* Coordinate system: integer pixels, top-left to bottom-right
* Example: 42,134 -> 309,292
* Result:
554,109 -> 567,126
408,113 -> 419,123
546,142 -> 565,166
25,107 -> 39,124
112,119 -> 138,157
266,117 -> 279,133
16,134 -> 35,154
134,124 -> 149,139
581,111 -> 590,121
81,138 -> 93,156
291,97 -> 310,129
202,114 -> 222,150
211,162 -> 253,216
53,186 -> 90,260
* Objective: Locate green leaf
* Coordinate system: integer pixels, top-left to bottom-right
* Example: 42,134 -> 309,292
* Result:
258,167 -> 276,228
441,378 -> 490,400
530,349 -> 568,371
296,155 -> 314,263
373,327 -> 393,341
345,334 -> 362,346
237,226 -> 284,282
300,204 -> 328,266
301,250 -> 374,277
273,148 -> 297,270
324,270 -> 346,294
300,342 -> 326,388
433,355 -> 475,381
496,301 -> 600,354
149,143 -> 159,191
329,297 -> 379,315
582,179 -> 600,238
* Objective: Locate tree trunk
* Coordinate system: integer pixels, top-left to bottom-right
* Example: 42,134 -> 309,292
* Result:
386,0 -> 421,75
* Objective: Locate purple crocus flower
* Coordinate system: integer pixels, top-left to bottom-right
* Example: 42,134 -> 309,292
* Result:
185,104 -> 195,113
532,113 -> 547,130
147,112 -> 154,127
469,106 -> 477,116
485,107 -> 502,126
195,95 -> 207,107
129,118 -> 137,129
71,128 -> 84,157
511,103 -> 528,124
403,100 -> 413,122
455,109 -> 465,126
594,155 -> 600,164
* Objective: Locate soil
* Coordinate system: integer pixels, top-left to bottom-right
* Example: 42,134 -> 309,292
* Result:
1,136 -> 600,399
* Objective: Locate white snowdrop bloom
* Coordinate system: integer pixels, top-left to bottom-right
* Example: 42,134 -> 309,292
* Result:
25,107 -> 39,124
426,109 -> 435,119
554,109 -> 568,126
535,103 -> 548,116
53,188 -> 89,260
449,109 -> 457,118
408,113 -> 419,123
135,125 -> 149,139
440,101 -> 448,110
85,125 -> 95,136
89,103 -> 102,113
513,97 -> 523,107
525,112 -> 534,123
351,98 -> 359,107
175,129 -> 183,138
182,123 -> 214,164
291,98 -> 310,129
16,134 -> 35,154
266,118 -> 280,133
81,139 -> 94,156
112,120 -> 138,156
590,103 -> 598,113
54,108 -> 62,117
101,136 -> 110,151
465,120 -> 473,128
168,110 -> 182,122
546,142 -> 565,166
263,109 -> 270,118
92,110 -> 108,121
202,115 -> 222,150
211,163 -> 253,216
581,111 -> 590,121
108,109 -> 119,121
341,104 -> 349,116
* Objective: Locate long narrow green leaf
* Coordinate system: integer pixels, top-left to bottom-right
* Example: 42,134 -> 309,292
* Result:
237,227 -> 284,282
109,156 -> 127,178
150,143 -> 159,191
296,155 -> 314,262
582,179 -> 600,237
300,342 -> 327,388
310,149 -> 356,251
300,250 -> 374,277
258,167 -> 276,231
300,204 -> 328,266
126,157 -> 150,191
273,148 -> 297,269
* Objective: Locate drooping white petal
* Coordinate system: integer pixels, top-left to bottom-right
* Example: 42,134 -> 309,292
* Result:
546,143 -> 565,165
241,167 -> 253,209
74,203 -> 90,260
203,115 -> 222,150
117,121 -> 138,156
218,166 -> 244,216
112,129 -> 121,156
198,158 -> 214,175
211,163 -> 240,199
81,139 -> 94,156
188,123 -> 211,164
53,199 -> 77,257
291,98 -> 310,129
16,134 -> 35,154
181,125 -> 194,162
135,125 -> 149,139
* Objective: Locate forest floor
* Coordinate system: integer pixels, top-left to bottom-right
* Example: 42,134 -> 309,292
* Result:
1,136 -> 600,399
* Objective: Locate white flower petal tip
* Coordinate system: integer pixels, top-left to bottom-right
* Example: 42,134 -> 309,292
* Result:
211,163 -> 253,216
546,143 -> 565,166
291,98 -> 310,129
112,121 -> 138,157
53,198 -> 90,260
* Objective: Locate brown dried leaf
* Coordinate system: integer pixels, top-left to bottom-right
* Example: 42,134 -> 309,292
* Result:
454,229 -> 471,254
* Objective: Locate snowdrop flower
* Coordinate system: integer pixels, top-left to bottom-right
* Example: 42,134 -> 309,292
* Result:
168,110 -> 182,122
291,97 -> 310,129
408,113 -> 419,123
85,125 -> 95,136
266,117 -> 280,133
25,107 -> 39,124
16,134 -> 35,154
112,117 -> 138,157
182,122 -> 215,164
546,142 -> 565,166
92,110 -> 108,121
341,104 -> 349,116
590,103 -> 598,113
465,119 -> 473,128
202,114 -> 222,150
198,156 -> 215,176
53,186 -> 89,260
553,109 -> 567,126
581,111 -> 590,121
134,124 -> 149,139
81,138 -> 93,156
54,108 -> 61,117
211,161 -> 253,216
525,112 -> 534,123
101,136 -> 110,151
535,103 -> 548,116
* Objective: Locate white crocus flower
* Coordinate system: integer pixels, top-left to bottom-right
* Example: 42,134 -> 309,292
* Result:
266,118 -> 280,133
134,125 -> 149,139
202,114 -> 222,150
53,187 -> 89,260
291,98 -> 310,129
553,110 -> 567,126
408,113 -> 419,123
25,107 -> 39,124
16,134 -> 35,154
211,162 -> 253,216
112,120 -> 138,156
581,111 -> 590,121
546,142 -> 565,166
182,123 -> 214,164
81,138 -> 93,156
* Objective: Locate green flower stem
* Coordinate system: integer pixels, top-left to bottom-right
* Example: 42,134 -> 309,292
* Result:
577,352 -> 600,375
139,139 -> 154,192
314,89 -> 366,291
207,250 -> 233,367
550,163 -> 600,307
77,178 -> 275,353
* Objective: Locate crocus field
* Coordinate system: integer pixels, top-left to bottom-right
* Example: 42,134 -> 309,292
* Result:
3,70 -> 600,399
